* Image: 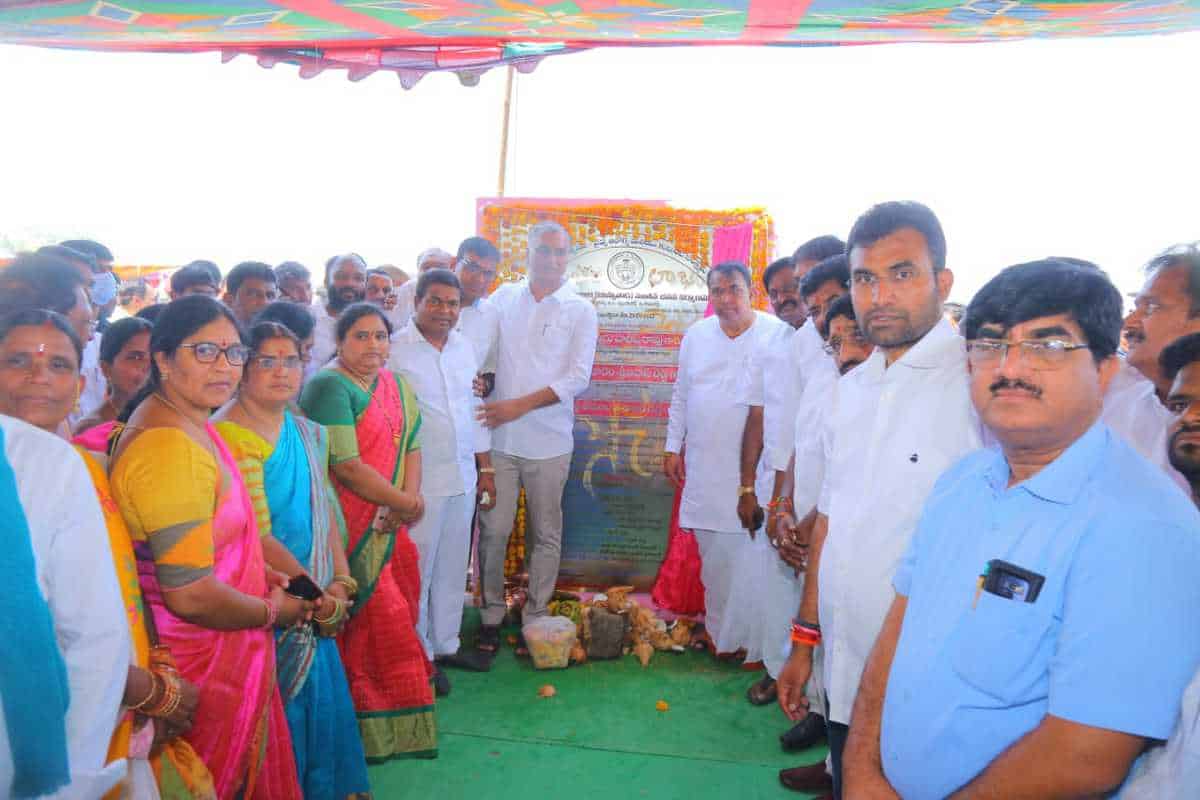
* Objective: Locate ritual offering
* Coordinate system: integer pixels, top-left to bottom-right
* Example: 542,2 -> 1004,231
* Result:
586,607 -> 629,660
538,684 -> 557,699
523,617 -> 576,670
656,700 -> 670,712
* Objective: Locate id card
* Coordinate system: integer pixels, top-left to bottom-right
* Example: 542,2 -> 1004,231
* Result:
984,559 -> 1045,603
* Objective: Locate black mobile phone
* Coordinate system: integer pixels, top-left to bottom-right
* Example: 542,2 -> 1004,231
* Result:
285,574 -> 324,602
751,506 -> 765,533
984,559 -> 1045,603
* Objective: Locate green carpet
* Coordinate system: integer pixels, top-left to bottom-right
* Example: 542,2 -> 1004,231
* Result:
368,610 -> 827,798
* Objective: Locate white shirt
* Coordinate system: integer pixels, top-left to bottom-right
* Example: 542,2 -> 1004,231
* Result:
1120,668 -> 1200,798
0,415 -> 129,798
387,323 -> 489,497
388,279 -> 417,332
817,318 -> 983,724
755,319 -> 827,474
76,337 -> 107,423
307,306 -> 339,383
666,311 -> 787,532
456,296 -> 500,374
791,350 -> 840,514
1102,359 -> 1188,492
489,279 -> 599,459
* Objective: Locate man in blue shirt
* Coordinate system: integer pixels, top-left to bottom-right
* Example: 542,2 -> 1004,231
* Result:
842,258 -> 1200,798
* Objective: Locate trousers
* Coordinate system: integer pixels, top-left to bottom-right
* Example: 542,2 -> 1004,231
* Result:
477,451 -> 572,626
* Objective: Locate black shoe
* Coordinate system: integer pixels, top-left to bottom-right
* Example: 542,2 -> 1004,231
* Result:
432,666 -> 451,698
779,761 -> 834,794
779,713 -> 827,752
439,647 -> 493,673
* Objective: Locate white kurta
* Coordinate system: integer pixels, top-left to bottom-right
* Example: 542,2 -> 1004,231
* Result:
817,318 -> 983,725
665,311 -> 787,533
1102,359 -> 1188,493
76,336 -> 107,422
0,415 -> 129,798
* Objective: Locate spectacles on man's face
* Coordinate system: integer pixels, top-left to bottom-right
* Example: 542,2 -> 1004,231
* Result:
461,260 -> 498,280
966,338 -> 1090,370
534,245 -> 570,258
179,342 -> 250,366
251,355 -> 302,371
823,331 -> 869,356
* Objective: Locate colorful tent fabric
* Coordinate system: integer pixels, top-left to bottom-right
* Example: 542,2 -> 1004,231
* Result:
2,1 -> 1198,86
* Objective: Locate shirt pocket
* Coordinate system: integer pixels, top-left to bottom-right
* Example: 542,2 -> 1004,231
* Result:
948,591 -> 1057,705
538,317 -> 573,362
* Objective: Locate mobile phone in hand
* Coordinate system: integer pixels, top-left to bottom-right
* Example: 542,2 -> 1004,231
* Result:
285,574 -> 324,601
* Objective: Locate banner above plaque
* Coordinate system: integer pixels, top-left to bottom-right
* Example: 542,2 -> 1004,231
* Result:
478,199 -> 774,589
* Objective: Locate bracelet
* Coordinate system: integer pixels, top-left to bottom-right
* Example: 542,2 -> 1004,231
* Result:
478,467 -> 496,474
143,673 -> 181,718
330,575 -> 359,598
315,597 -> 342,625
768,496 -> 794,511
737,485 -> 756,497
790,620 -> 822,647
262,597 -> 279,629
130,671 -> 160,710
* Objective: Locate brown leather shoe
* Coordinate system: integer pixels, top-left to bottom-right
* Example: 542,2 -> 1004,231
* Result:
779,761 -> 833,794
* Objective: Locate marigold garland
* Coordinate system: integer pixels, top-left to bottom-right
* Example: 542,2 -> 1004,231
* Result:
504,488 -> 527,578
478,201 -> 775,309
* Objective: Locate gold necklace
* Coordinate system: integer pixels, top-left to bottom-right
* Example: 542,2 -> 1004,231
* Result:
153,392 -> 217,461
337,361 -> 402,447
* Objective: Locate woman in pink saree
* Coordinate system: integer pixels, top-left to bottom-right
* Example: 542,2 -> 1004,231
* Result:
110,296 -> 309,798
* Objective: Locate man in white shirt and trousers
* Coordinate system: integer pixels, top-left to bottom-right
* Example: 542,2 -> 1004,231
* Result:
664,261 -> 786,655
776,202 -> 983,798
453,236 -> 503,394
389,247 -> 457,332
388,269 -> 498,693
475,221 -> 599,654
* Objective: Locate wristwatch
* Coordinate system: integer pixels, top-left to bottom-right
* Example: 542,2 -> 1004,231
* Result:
737,485 -> 756,497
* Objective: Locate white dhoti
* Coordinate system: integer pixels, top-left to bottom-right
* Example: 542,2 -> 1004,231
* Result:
694,529 -> 749,653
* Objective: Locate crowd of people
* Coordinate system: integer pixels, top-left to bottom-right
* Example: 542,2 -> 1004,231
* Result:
0,201 -> 1197,799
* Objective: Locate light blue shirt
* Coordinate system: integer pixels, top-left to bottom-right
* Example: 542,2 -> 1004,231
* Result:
881,423 -> 1200,799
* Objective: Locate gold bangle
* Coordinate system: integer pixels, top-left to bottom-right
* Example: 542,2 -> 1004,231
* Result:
331,575 -> 359,598
315,597 -> 342,625
130,671 -> 159,710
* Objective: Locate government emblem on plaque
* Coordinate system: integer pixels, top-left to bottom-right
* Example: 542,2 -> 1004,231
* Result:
606,250 -> 646,290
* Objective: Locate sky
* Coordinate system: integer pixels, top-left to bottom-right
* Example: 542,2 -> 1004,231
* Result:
2,31 -> 1198,303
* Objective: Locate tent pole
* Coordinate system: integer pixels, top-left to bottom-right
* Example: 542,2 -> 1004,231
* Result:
497,65 -> 514,198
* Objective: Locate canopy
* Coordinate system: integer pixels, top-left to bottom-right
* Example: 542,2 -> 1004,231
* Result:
2,1 -> 1198,86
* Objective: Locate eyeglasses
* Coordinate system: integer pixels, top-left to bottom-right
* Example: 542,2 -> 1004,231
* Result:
179,342 -> 250,366
823,331 -> 869,356
966,339 -> 1090,370
251,355 -> 302,371
461,260 -> 498,279
1130,298 -> 1178,319
534,245 -> 570,258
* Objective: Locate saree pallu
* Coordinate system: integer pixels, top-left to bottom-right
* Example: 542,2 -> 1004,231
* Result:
250,411 -> 370,798
317,370 -> 436,762
651,484 -> 706,616
119,425 -> 301,799
75,446 -> 216,800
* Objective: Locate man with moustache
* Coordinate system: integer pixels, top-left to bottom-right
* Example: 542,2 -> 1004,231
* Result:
309,253 -> 368,381
842,258 -> 1200,799
664,261 -> 786,656
475,222 -> 598,655
388,269 -> 497,690
776,202 -> 982,798
777,292 -> 873,797
1103,245 -> 1200,487
1120,333 -> 1200,798
737,254 -> 850,712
